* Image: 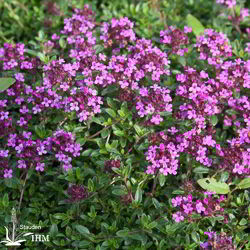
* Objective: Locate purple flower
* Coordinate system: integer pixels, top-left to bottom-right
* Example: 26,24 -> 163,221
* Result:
20,106 -> 29,114
184,26 -> 192,33
17,117 -> 27,126
172,196 -> 183,207
37,145 -> 47,155
15,73 -> 25,82
15,144 -> 24,153
183,203 -> 193,214
36,162 -> 45,172
150,114 -> 163,125
0,111 -> 9,120
4,169 -> 12,178
0,150 -> 9,157
17,160 -> 27,169
32,105 -> 42,114
196,201 -> 206,213
172,212 -> 184,223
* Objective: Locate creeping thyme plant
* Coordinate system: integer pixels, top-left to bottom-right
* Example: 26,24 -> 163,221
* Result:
0,0 -> 250,249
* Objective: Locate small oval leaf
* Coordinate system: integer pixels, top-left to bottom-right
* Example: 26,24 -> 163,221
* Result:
237,178 -> 250,189
197,178 -> 230,194
75,225 -> 90,235
186,14 -> 205,36
0,78 -> 16,92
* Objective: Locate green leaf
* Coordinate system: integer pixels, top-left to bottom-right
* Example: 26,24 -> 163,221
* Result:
141,214 -> 148,226
118,109 -> 126,117
142,3 -> 149,15
186,14 -> 205,36
34,125 -> 47,139
78,240 -> 91,247
105,142 -> 119,154
210,115 -> 219,126
159,174 -> 166,187
112,167 -> 122,175
193,166 -> 210,174
237,178 -> 250,189
53,213 -> 67,220
116,229 -> 130,237
25,49 -> 38,57
50,224 -> 58,237
94,44 -> 104,54
197,178 -> 230,194
101,129 -> 110,139
172,190 -> 185,195
210,115 -> 218,126
2,193 -> 9,207
220,171 -> 229,182
75,225 -> 90,234
37,52 -> 46,62
65,226 -> 72,237
239,218 -> 248,226
105,108 -> 116,118
107,97 -> 117,109
0,78 -> 16,92
91,116 -> 105,125
191,231 -> 200,243
135,187 -> 142,203
112,187 -> 128,196
59,37 -> 66,48
152,198 -> 162,209
76,167 -> 81,180
88,179 -> 95,192
113,129 -> 125,137
127,232 -> 147,244
147,221 -> 157,229
82,149 -> 93,157
134,124 -> 143,136
101,85 -> 117,95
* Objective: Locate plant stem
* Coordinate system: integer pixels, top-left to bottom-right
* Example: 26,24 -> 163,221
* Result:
151,171 -> 159,196
18,170 -> 29,211
86,119 -> 123,140
12,221 -> 15,242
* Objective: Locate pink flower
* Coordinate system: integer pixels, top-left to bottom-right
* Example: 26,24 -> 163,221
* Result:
184,26 -> 192,33
173,212 -> 184,223
196,201 -> 206,213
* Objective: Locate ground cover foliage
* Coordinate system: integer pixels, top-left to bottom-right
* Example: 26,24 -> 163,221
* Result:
0,0 -> 250,249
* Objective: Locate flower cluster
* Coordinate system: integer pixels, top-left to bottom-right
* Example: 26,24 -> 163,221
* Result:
0,4 -> 250,187
200,231 -> 236,249
0,43 -> 26,70
216,0 -> 236,9
172,192 -> 227,223
176,67 -> 221,131
146,130 -> 185,175
1,129 -> 82,176
227,8 -> 249,27
61,5 -> 95,39
160,26 -> 190,56
49,130 -> 82,171
0,157 -> 12,178
100,17 -> 136,48
104,159 -> 121,173
67,184 -> 89,202
195,29 -> 232,65
136,84 -> 172,125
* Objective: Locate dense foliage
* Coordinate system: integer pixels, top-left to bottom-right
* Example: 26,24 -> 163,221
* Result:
0,0 -> 250,249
